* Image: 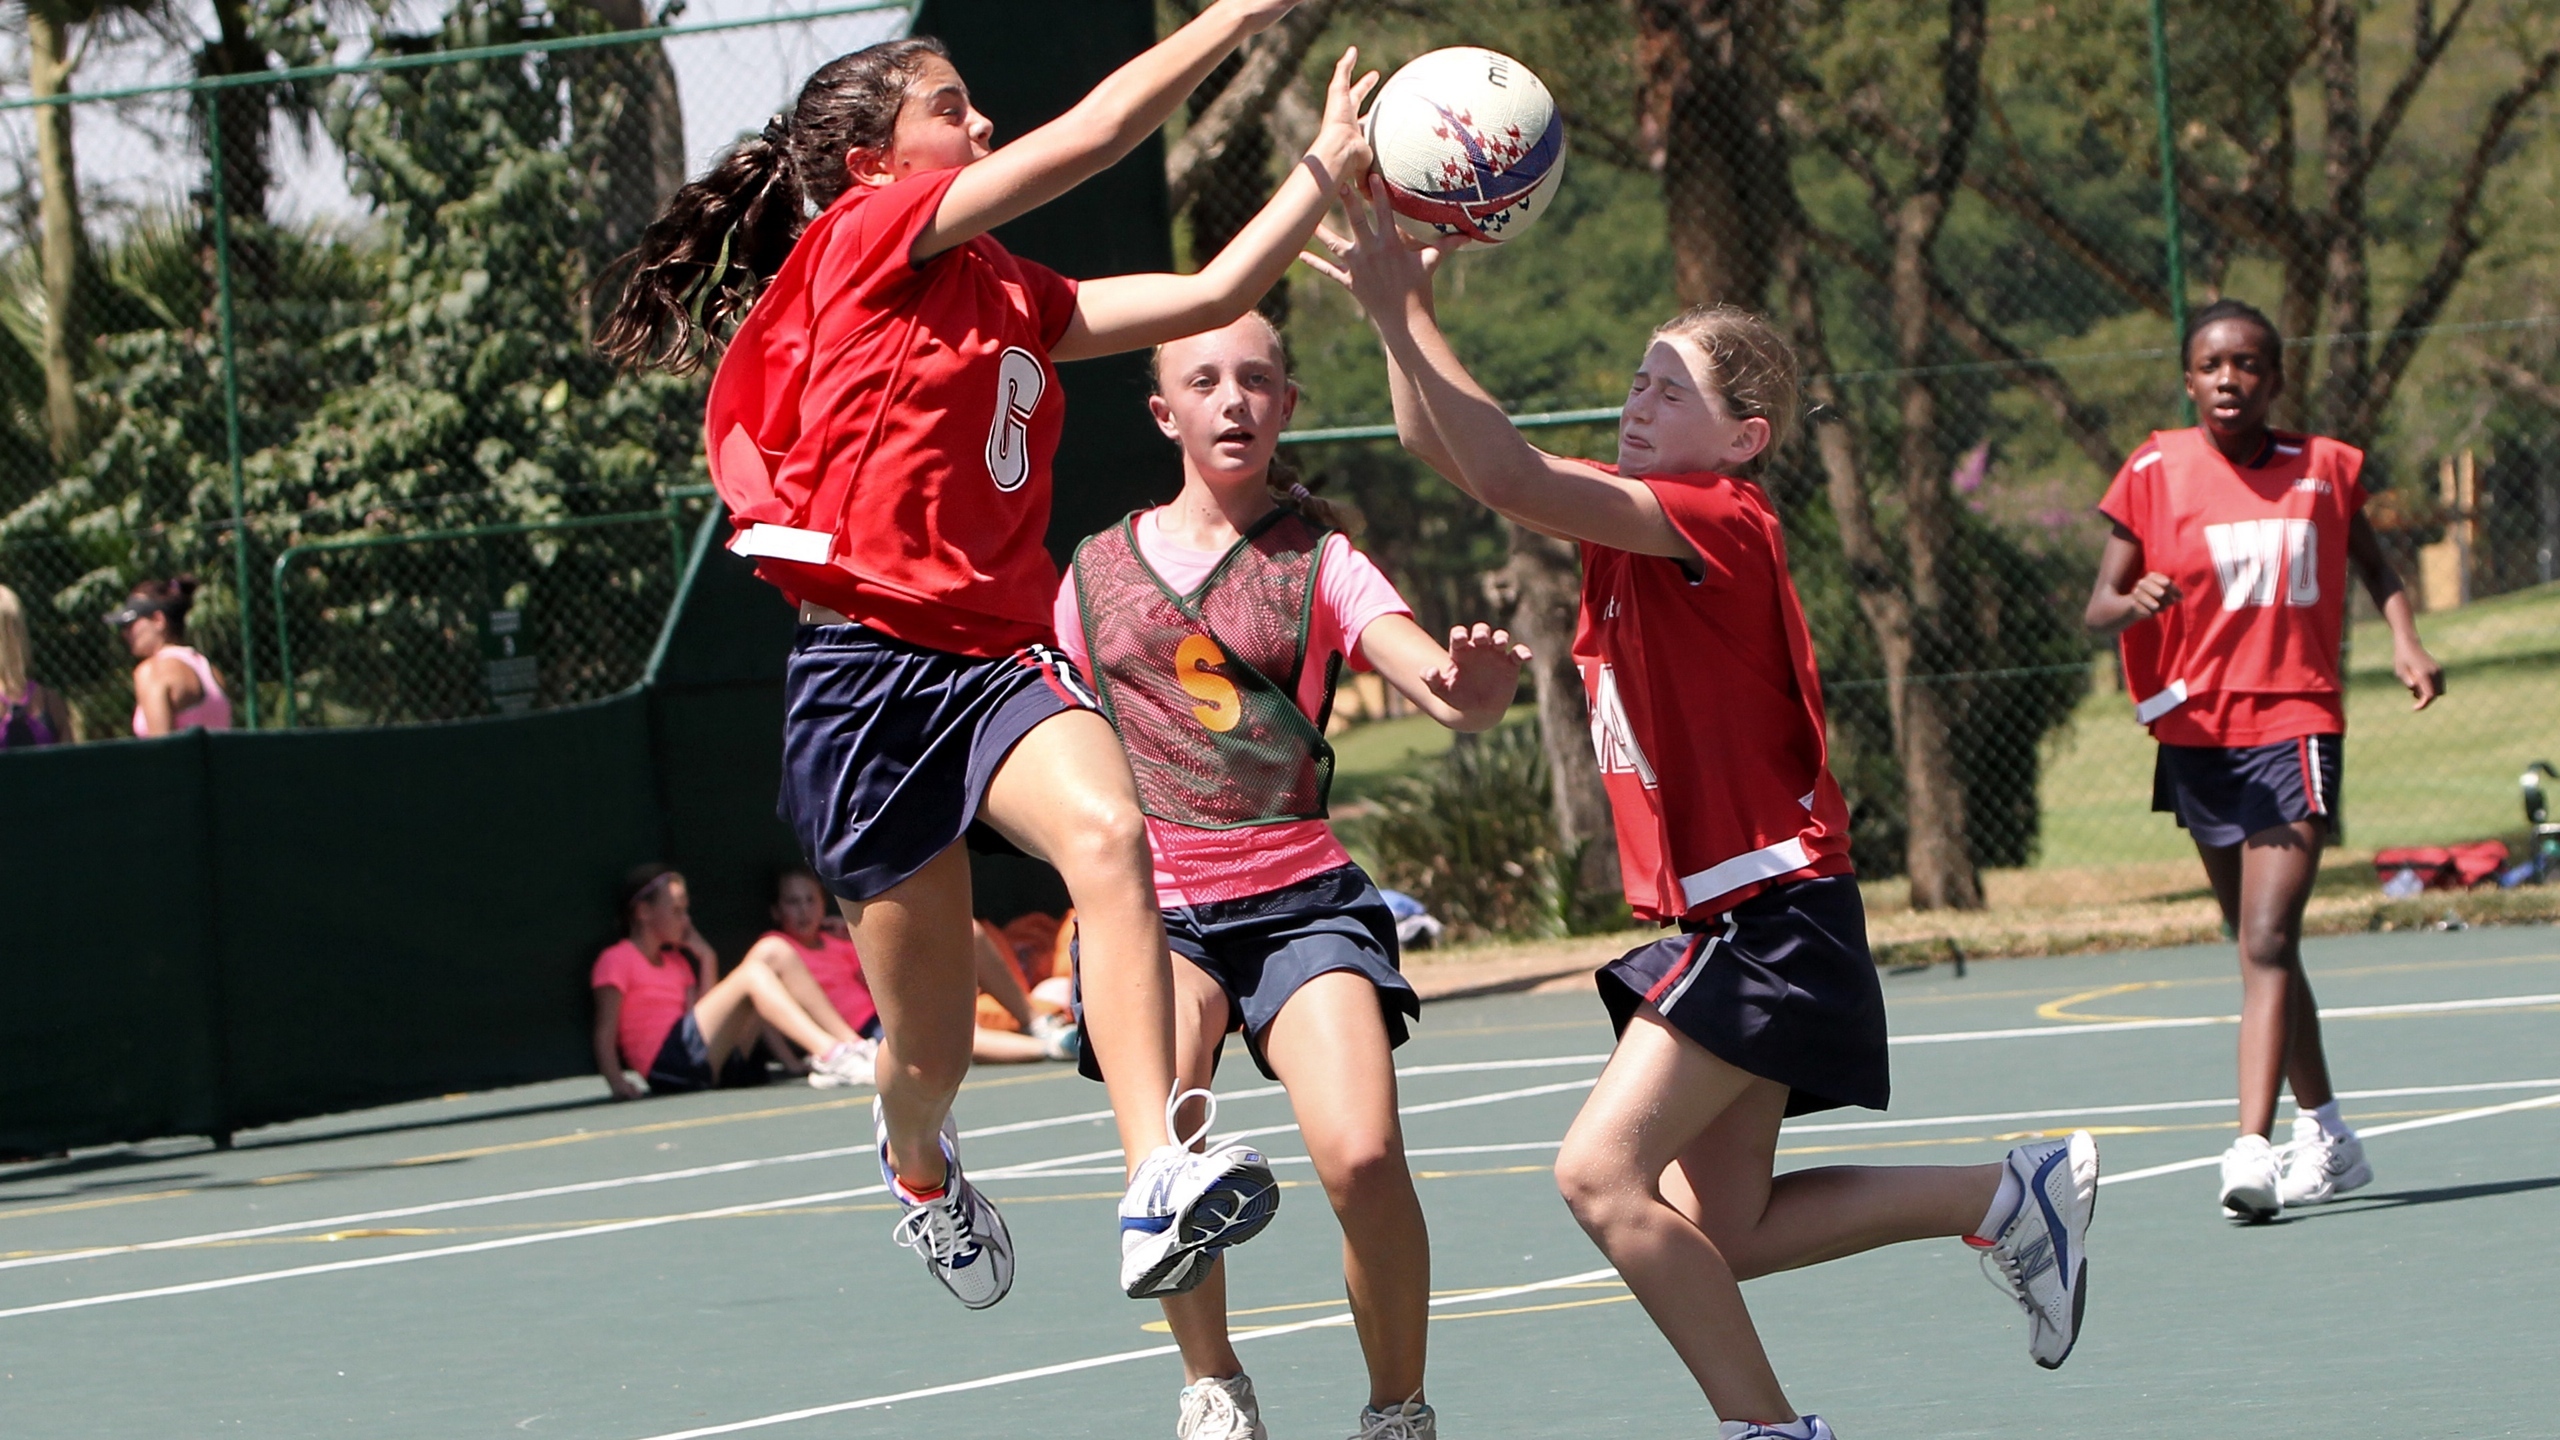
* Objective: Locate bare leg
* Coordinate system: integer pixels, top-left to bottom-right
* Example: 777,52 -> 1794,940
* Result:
840,843 -> 980,1192
980,709 -> 1176,1161
1261,971 -> 1429,1410
1156,960 -> 1246,1385
973,923 -> 1039,1030
692,953 -> 848,1064
748,938 -> 861,1046
2224,820 -> 2331,1136
972,1028 -> 1051,1063
1555,1010 -> 1998,1425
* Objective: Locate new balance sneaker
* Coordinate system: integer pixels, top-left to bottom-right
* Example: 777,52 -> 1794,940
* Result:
874,1097 -> 1014,1309
1175,1374 -> 1267,1440
1969,1130 -> 2098,1369
2218,1132 -> 2282,1223
2276,1113 -> 2372,1206
1716,1418 -> 1834,1440
1353,1400 -> 1437,1439
1120,1088 -> 1280,1299
808,1037 -> 876,1089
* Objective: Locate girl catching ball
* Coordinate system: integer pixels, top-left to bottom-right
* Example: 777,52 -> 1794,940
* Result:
600,1 -> 1374,1310
1314,178 -> 2098,1440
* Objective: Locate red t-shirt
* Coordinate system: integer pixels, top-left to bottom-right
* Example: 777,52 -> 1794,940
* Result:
590,939 -> 700,1073
769,929 -> 877,1035
1575,467 -> 1855,923
704,168 -> 1081,656
2099,428 -> 2366,746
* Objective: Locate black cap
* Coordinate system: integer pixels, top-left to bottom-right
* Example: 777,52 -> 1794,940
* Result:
102,597 -> 165,629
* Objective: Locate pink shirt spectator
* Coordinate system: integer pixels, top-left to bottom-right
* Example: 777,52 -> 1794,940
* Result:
770,929 -> 877,1034
591,939 -> 698,1072
131,645 -> 233,736
1056,508 -> 1413,908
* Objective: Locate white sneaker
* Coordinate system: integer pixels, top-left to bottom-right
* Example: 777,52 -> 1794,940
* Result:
2277,1114 -> 2372,1206
1120,1088 -> 1280,1299
808,1037 -> 876,1089
1176,1374 -> 1267,1440
1028,1011 -> 1081,1063
1353,1400 -> 1437,1439
2219,1132 -> 2283,1222
1717,1418 -> 1835,1440
1970,1130 -> 2098,1369
874,1097 -> 1014,1309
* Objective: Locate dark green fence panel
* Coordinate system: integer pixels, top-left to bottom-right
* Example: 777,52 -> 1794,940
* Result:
0,735 -> 228,1156
202,699 -> 663,1131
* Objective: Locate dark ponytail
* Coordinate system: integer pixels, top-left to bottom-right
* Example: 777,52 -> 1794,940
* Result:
127,575 -> 202,642
596,36 -> 953,374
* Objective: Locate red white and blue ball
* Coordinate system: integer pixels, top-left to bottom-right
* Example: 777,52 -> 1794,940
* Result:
1364,47 -> 1568,247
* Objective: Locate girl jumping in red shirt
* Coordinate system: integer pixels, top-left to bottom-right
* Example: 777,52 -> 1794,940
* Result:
1318,181 -> 2097,1440
600,3 -> 1373,1310
2087,298 -> 2443,1221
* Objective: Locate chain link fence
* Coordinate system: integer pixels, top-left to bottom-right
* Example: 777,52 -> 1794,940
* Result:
1,0 -> 915,734
1165,0 -> 2560,934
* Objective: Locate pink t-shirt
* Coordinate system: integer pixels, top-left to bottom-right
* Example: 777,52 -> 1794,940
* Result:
1054,508 -> 1412,908
769,929 -> 877,1034
132,646 -> 234,736
590,939 -> 699,1072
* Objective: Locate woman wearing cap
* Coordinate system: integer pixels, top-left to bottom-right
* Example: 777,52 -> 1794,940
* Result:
108,576 -> 232,737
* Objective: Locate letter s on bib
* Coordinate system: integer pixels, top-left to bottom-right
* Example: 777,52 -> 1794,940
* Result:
986,347 -> 1046,493
1175,634 -> 1241,732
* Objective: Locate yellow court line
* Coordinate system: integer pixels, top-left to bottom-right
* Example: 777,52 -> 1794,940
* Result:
1430,1293 -> 1639,1323
2037,981 -> 2181,1023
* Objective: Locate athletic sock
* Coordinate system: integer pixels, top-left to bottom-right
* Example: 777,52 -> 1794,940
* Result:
1971,1165 -> 2025,1245
2308,1100 -> 2352,1139
893,1173 -> 948,1205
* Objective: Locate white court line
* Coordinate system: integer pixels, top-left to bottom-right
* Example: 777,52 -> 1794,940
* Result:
1896,991 -> 2560,1045
0,1074 -> 1608,1318
627,1266 -> 1624,1440
616,1081 -> 2560,1440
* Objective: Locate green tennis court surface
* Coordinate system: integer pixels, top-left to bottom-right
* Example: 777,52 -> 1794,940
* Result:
6,928 -> 2556,1439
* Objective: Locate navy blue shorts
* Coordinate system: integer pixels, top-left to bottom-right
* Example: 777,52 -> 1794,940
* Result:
645,1013 -> 770,1095
2153,733 -> 2341,848
1072,864 -> 1420,1083
1597,875 -> 1889,1117
779,623 -> 1095,903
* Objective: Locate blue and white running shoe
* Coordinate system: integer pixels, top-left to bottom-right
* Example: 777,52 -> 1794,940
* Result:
1717,1416 -> 1834,1439
1971,1129 -> 2099,1368
875,1097 -> 1014,1310
1120,1088 -> 1279,1299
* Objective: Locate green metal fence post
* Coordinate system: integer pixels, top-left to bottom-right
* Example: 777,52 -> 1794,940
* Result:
204,89 -> 261,729
2147,0 -> 2194,421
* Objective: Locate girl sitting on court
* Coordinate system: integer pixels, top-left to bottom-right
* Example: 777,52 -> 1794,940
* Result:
2084,298 -> 2443,1220
1314,179 -> 2096,1440
1054,312 -> 1527,1440
598,4 -> 1370,1310
591,865 -> 873,1099
744,867 -> 1074,1070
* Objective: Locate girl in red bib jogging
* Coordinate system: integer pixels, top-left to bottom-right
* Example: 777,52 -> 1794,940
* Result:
1056,313 -> 1525,1440
1317,183 -> 2098,1440
599,3 -> 1375,1312
2086,299 -> 2443,1222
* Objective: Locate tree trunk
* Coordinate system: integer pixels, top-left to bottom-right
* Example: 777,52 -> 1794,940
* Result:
203,0 -> 273,226
1497,523 -> 1620,900
569,0 -> 690,263
2312,0 -> 2371,433
28,5 -> 84,466
1185,52 -> 1285,324
1633,0 -> 1788,308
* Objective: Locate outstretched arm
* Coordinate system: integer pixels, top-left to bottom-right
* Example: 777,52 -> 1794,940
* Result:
1052,49 -> 1375,360
1357,615 -> 1529,731
1322,178 -> 1692,560
919,0 -> 1305,261
2347,512 -> 2444,710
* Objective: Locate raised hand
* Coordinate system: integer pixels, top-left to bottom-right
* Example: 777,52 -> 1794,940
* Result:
1306,47 -> 1379,186
1299,174 -> 1456,324
1425,622 -> 1532,724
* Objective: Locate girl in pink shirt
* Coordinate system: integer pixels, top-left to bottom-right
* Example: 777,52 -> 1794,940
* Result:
590,865 -> 875,1098
105,577 -> 233,736
1052,312 -> 1526,1440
